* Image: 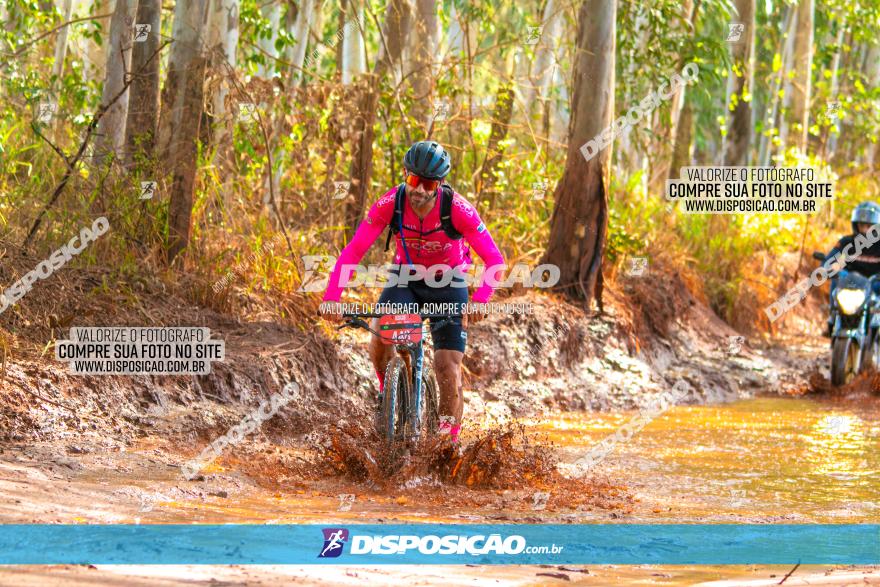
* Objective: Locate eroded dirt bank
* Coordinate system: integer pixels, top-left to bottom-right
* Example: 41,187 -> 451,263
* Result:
3,256 -> 876,586
1,257 -> 805,449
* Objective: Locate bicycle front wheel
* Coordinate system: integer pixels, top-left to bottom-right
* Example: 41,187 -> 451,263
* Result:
381,357 -> 409,444
420,369 -> 440,438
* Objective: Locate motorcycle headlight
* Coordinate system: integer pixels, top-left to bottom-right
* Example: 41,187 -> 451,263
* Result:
836,288 -> 866,315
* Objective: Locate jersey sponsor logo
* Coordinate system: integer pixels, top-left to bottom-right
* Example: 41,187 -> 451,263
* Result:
376,192 -> 396,207
476,222 -> 486,233
453,197 -> 476,217
400,238 -> 451,254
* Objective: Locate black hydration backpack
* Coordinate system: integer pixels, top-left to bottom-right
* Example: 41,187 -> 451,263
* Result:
383,182 -> 463,252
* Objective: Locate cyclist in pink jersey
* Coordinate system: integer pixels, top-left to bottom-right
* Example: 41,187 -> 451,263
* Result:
319,141 -> 505,443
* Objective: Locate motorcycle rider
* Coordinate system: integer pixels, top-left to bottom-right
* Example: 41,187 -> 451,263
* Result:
823,201 -> 880,335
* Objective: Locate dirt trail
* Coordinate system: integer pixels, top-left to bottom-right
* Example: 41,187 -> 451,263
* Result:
3,257 -> 876,585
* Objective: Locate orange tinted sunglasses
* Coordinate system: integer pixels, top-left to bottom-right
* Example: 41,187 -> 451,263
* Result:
405,173 -> 440,192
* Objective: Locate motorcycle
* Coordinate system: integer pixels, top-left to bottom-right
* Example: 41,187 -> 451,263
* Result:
812,251 -> 880,385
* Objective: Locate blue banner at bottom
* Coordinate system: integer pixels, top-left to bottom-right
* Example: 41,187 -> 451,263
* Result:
0,524 -> 877,565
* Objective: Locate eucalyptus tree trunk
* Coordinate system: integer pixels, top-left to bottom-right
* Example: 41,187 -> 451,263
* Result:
758,4 -> 794,166
161,0 -> 210,261
51,0 -> 77,84
345,0 -> 413,239
786,0 -> 814,152
542,0 -> 616,310
124,0 -> 161,165
289,0 -> 315,87
523,0 -> 563,121
864,45 -> 880,166
824,25 -> 845,159
407,0 -> 438,128
94,0 -> 137,167
340,0 -> 366,85
723,0 -> 755,166
256,0 -> 281,78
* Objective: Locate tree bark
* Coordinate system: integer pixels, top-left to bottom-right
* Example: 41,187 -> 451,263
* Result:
206,0 -> 238,114
658,0 -> 696,187
758,4 -> 794,166
94,0 -> 137,167
864,44 -> 880,167
542,0 -> 615,309
51,0 -> 77,85
124,0 -> 161,166
523,0 -> 563,119
408,0 -> 438,129
374,0 -> 412,83
344,0 -> 414,238
723,0 -> 755,166
289,0 -> 315,87
161,0 -> 210,261
669,100 -> 693,178
477,82 -> 515,199
823,25 -> 845,159
340,0 -> 366,84
256,0 -> 281,78
787,0 -> 813,152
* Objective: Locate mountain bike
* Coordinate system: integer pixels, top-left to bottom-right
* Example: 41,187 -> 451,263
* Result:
340,312 -> 454,445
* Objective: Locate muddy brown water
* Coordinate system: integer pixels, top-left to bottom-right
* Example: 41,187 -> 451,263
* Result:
0,395 -> 877,585
135,395 -> 879,525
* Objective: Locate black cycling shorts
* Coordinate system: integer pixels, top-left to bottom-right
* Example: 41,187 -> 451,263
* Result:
376,274 -> 468,353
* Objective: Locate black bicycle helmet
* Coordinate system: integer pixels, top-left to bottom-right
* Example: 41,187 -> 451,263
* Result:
851,201 -> 880,233
403,140 -> 451,180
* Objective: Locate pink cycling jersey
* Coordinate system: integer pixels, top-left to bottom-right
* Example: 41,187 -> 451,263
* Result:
322,186 -> 505,303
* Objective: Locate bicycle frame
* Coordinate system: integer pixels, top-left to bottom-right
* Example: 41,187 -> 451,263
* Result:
340,312 -> 454,440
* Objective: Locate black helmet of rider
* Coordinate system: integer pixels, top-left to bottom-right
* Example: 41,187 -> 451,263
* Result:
403,140 -> 451,180
851,201 -> 880,234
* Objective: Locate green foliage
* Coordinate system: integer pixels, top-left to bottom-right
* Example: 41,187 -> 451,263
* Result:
2,0 -> 880,329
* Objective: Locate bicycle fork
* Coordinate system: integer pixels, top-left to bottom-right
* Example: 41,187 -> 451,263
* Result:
409,339 -> 425,439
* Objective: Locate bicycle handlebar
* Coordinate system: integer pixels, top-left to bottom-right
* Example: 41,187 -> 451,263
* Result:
341,312 -> 461,319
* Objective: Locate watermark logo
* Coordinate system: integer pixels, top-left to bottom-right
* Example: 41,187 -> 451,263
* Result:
727,335 -> 744,355
37,102 -> 57,124
765,222 -> 880,322
133,23 -> 151,42
531,181 -> 548,201
319,528 -> 349,558
570,379 -> 691,475
299,258 -> 561,292
819,415 -> 851,435
302,15 -> 362,70
138,491 -> 169,513
729,489 -> 747,507
726,23 -> 745,42
333,181 -> 350,200
212,233 -> 284,294
432,100 -> 451,121
524,26 -> 542,45
337,494 -> 355,512
826,101 -> 841,121
580,62 -> 699,162
1,217 -> 109,316
181,381 -> 300,480
140,181 -> 156,200
531,491 -> 549,511
238,103 -> 257,124
626,256 -> 648,277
